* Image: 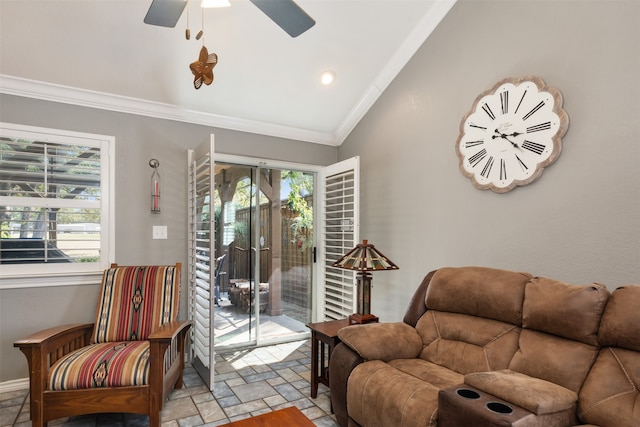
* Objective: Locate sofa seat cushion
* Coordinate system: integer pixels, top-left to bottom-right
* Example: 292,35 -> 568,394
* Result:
348,360 -> 455,427
387,359 -> 464,390
464,369 -> 578,415
48,341 -> 149,390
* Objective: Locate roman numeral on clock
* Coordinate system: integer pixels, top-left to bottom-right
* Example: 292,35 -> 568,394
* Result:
522,140 -> 546,155
500,158 -> 507,180
482,103 -> 496,120
515,153 -> 528,170
500,91 -> 509,115
515,90 -> 527,114
469,148 -> 487,167
465,140 -> 484,148
522,101 -> 545,121
526,122 -> 551,133
469,122 -> 487,131
481,156 -> 494,178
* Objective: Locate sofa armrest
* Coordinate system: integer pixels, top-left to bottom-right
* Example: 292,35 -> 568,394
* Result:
464,369 -> 578,416
330,342 -> 364,427
337,322 -> 422,361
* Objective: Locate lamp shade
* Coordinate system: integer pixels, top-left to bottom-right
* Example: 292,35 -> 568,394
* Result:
332,240 -> 399,272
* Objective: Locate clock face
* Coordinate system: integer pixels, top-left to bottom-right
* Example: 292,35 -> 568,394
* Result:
456,76 -> 568,193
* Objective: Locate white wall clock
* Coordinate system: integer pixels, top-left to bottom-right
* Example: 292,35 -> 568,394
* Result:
456,76 -> 569,193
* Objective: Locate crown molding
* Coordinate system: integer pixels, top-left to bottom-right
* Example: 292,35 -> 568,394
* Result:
0,1 -> 455,148
0,75 -> 338,146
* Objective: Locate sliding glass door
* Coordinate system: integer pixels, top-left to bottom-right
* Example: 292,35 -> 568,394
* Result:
189,144 -> 359,390
212,163 -> 314,349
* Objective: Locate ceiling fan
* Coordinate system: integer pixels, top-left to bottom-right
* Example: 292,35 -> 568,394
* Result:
144,0 -> 316,38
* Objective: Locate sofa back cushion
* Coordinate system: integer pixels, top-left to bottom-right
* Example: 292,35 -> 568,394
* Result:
509,278 -> 609,393
416,311 -> 521,374
597,284 -> 640,350
521,278 -> 609,346
578,285 -> 640,427
424,267 -> 531,325
414,267 -> 531,375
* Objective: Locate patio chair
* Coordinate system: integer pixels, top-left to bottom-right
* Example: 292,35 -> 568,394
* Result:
14,263 -> 192,427
214,253 -> 227,305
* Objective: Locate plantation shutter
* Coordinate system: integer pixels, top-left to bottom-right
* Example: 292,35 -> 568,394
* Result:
187,135 -> 216,390
318,157 -> 359,321
0,123 -> 111,274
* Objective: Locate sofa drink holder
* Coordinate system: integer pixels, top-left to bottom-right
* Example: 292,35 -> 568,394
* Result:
438,385 -> 533,427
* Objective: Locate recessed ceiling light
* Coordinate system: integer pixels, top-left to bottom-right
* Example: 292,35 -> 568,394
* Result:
320,70 -> 336,86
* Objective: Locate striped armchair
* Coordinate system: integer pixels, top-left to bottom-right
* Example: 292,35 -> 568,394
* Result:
14,263 -> 192,427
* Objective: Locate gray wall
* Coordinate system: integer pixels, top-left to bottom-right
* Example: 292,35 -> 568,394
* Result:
0,95 -> 337,381
339,0 -> 640,321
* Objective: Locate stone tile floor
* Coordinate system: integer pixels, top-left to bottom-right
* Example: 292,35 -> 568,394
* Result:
1,339 -> 338,427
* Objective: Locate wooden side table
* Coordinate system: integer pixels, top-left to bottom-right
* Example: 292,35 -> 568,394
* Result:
306,318 -> 352,398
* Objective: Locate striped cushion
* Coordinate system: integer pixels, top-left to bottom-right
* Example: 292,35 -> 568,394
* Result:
48,341 -> 149,390
92,265 -> 180,343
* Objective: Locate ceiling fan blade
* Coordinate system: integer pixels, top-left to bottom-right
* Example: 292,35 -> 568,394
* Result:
250,0 -> 315,38
144,0 -> 187,28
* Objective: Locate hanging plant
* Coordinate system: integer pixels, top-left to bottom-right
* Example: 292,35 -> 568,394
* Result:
283,171 -> 313,250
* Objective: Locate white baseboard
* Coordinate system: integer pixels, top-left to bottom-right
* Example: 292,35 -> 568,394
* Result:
0,378 -> 29,393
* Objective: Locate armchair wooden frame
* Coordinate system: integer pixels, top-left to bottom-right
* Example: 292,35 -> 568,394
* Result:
14,263 -> 192,427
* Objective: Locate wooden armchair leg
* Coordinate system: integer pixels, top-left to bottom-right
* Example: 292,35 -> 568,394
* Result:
175,373 -> 184,389
149,408 -> 160,427
17,346 -> 46,427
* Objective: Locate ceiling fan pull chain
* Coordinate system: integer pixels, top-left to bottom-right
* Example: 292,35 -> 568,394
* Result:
185,0 -> 191,39
196,5 -> 204,40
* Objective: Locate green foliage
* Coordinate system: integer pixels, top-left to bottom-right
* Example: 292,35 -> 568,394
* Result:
77,256 -> 100,263
282,170 -> 313,250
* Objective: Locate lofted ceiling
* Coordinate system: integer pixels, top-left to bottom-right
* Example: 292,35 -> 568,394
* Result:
0,0 -> 455,146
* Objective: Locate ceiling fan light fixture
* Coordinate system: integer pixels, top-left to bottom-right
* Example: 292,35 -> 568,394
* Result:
201,0 -> 230,8
321,70 -> 336,86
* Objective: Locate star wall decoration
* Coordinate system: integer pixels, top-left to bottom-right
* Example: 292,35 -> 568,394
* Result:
189,45 -> 218,89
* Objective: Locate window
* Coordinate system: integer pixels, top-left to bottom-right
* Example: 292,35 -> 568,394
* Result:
0,123 -> 114,286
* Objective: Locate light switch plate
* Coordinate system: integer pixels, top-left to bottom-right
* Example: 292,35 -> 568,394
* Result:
152,225 -> 168,239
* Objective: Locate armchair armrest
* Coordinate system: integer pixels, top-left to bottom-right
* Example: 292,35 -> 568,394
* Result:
148,320 -> 193,342
148,320 -> 193,397
14,323 -> 95,402
14,323 -> 94,349
14,323 -> 94,365
337,322 -> 422,361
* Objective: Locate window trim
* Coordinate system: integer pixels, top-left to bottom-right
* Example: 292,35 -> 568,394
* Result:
0,122 -> 115,288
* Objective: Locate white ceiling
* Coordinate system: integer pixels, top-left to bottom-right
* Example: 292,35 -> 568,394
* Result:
0,0 -> 455,146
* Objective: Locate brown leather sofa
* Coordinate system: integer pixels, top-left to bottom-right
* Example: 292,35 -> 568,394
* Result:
329,266 -> 639,427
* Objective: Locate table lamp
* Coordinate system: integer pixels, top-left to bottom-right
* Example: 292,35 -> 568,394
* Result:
332,240 -> 399,324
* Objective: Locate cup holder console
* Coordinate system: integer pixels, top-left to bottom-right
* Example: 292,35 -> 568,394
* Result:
439,385 -> 531,427
456,388 -> 481,399
486,401 -> 514,414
